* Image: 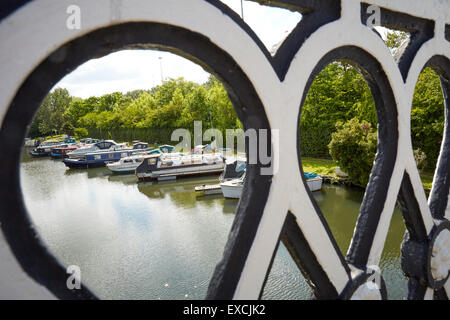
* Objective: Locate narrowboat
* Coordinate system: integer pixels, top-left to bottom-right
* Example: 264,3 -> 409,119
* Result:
67,140 -> 124,159
63,142 -> 151,169
136,153 -> 225,181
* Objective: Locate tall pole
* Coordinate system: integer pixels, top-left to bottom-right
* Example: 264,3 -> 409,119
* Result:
158,56 -> 164,83
240,0 -> 244,20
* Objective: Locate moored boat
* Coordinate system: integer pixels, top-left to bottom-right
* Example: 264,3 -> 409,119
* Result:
195,158 -> 247,196
50,144 -> 80,158
220,172 -> 246,199
136,152 -> 225,181
67,140 -> 125,159
106,145 -> 178,174
79,138 -> 100,145
63,142 -> 151,169
303,172 -> 323,192
220,171 -> 322,199
29,138 -> 76,157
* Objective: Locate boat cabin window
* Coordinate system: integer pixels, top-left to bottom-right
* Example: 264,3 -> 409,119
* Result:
134,143 -> 147,149
94,155 -> 101,160
160,160 -> 173,167
123,159 -> 133,163
148,158 -> 157,165
98,142 -> 112,149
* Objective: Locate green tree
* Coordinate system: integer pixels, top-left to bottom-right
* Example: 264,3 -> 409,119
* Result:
300,61 -> 375,157
63,97 -> 94,125
32,87 -> 72,136
74,127 -> 88,139
61,122 -> 75,136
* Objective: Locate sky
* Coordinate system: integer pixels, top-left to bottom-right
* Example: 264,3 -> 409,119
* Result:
54,0 -> 302,98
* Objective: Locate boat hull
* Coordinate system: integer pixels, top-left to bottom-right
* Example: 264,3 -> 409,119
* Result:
307,177 -> 323,192
137,163 -> 225,182
220,177 -> 323,199
63,159 -> 110,169
220,184 -> 243,199
107,167 -> 136,174
29,151 -> 50,157
107,162 -> 140,174
50,152 -> 65,159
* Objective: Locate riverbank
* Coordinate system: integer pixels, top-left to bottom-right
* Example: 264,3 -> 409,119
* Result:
302,157 -> 433,192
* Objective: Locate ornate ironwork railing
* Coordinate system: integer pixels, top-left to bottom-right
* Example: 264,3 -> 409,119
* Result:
0,0 -> 449,300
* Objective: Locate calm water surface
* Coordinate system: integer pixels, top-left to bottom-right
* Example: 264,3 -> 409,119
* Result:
20,151 -> 407,299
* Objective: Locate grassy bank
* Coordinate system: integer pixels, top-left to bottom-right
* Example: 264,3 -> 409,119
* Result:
302,157 -> 336,176
302,157 -> 433,191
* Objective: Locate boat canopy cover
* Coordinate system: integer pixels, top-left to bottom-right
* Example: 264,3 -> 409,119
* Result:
223,160 -> 246,180
158,145 -> 175,153
147,149 -> 162,155
304,172 -> 320,179
236,162 -> 246,172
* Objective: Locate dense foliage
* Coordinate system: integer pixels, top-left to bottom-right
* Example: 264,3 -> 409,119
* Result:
29,76 -> 240,144
328,118 -> 378,187
299,61 -> 376,158
410,67 -> 445,167
300,32 -> 444,173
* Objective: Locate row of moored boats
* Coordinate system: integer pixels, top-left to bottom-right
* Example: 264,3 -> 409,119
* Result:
29,137 -> 322,198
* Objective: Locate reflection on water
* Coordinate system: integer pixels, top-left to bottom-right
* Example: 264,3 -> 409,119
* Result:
20,151 -> 407,299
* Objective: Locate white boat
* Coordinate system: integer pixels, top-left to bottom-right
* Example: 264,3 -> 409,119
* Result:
304,172 -> 323,192
106,153 -> 148,173
195,158 -> 247,196
220,173 -> 245,199
306,176 -> 323,191
136,152 -> 225,181
221,171 -> 322,199
107,146 -> 181,174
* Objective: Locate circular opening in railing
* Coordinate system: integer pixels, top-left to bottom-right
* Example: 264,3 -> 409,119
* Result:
290,57 -> 408,299
0,22 -> 272,299
410,66 -> 446,197
22,49 -> 252,299
287,45 -> 406,300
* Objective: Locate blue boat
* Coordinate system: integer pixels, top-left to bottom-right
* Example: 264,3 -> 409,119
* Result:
63,142 -> 151,169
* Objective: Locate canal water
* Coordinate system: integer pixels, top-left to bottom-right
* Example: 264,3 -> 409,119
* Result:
20,151 -> 407,299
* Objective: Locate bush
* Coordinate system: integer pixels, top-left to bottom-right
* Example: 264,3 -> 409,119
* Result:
413,148 -> 427,171
74,127 -> 88,139
328,118 -> 377,187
